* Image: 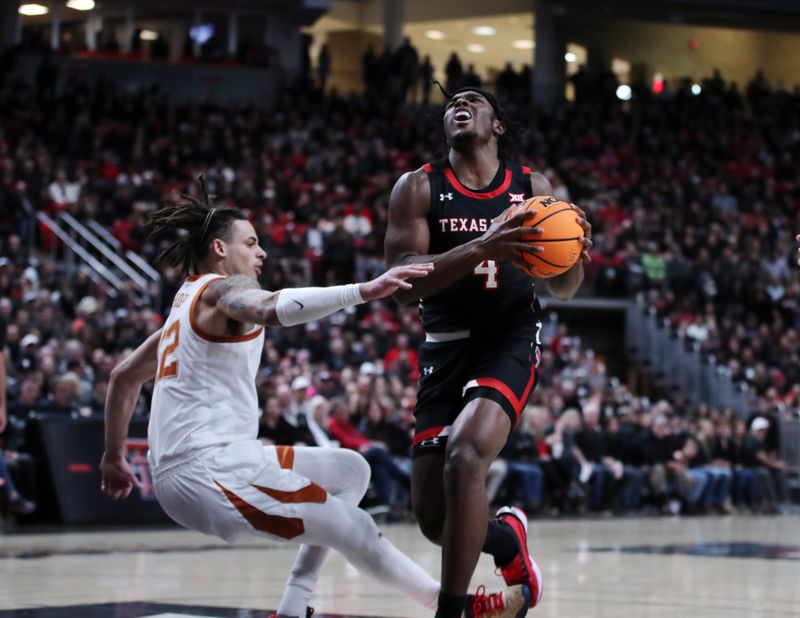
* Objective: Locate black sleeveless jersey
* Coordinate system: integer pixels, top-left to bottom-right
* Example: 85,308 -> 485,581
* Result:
420,159 -> 542,334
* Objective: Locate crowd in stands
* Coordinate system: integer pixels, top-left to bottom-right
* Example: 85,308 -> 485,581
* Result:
0,48 -> 797,521
18,21 -> 281,68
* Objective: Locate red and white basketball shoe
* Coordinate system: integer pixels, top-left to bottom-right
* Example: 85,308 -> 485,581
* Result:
465,584 -> 531,618
495,506 -> 543,608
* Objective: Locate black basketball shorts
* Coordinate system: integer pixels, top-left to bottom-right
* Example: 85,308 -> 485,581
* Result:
412,329 -> 541,457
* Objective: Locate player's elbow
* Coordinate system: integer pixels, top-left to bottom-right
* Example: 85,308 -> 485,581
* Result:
545,270 -> 583,301
549,287 -> 576,301
109,362 -> 134,389
263,301 -> 281,327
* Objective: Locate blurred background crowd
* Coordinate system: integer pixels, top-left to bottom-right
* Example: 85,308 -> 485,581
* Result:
0,47 -> 797,522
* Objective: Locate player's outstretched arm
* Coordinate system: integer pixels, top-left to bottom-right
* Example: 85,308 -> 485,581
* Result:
101,328 -> 161,500
385,169 -> 543,304
207,264 -> 434,327
796,234 -> 800,266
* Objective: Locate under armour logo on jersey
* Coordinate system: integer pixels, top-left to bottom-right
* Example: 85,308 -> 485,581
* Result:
440,193 -> 453,202
423,366 -> 434,376
509,192 -> 525,203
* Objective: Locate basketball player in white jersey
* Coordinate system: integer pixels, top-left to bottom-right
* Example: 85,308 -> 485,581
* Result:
100,184 -> 531,618
796,234 -> 800,265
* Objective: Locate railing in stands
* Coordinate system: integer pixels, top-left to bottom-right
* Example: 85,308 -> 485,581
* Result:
36,213 -> 121,296
86,219 -> 122,250
626,297 -> 798,492
59,213 -> 160,308
625,296 -> 753,418
86,219 -> 162,309
124,250 -> 162,310
780,419 -> 800,493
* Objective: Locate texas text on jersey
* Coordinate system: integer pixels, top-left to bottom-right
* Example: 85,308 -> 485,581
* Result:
421,159 -> 542,334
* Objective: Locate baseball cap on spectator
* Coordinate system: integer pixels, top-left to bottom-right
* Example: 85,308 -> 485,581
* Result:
77,296 -> 99,316
360,361 -> 377,375
21,334 -> 39,347
22,266 -> 38,284
751,417 -> 769,432
291,376 -> 310,391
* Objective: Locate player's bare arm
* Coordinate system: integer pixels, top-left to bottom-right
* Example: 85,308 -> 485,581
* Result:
0,350 -> 6,434
796,233 -> 800,266
101,327 -> 162,499
531,172 -> 592,300
205,266 -> 435,328
385,167 -> 543,304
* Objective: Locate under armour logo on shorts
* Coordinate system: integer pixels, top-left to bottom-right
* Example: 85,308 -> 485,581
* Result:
440,193 -> 453,201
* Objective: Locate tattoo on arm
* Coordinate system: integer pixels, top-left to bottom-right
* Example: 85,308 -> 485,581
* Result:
212,276 -> 273,324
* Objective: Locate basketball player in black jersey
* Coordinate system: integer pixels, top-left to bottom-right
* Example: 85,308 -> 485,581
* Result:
385,88 -> 592,617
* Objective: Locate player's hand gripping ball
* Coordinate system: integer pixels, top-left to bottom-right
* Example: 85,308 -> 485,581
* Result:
506,196 -> 585,278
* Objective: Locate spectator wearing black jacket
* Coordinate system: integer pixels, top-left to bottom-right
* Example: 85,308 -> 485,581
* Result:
714,418 -> 757,508
637,413 -> 683,510
741,417 -> 789,512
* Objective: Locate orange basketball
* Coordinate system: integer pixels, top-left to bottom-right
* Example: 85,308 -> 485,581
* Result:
508,196 -> 584,278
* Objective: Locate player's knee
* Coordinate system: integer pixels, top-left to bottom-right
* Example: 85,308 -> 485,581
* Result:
331,449 -> 371,503
444,439 -> 491,479
348,450 -> 372,499
413,502 -> 444,544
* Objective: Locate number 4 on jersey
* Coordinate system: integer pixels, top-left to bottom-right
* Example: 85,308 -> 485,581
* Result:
474,260 -> 499,289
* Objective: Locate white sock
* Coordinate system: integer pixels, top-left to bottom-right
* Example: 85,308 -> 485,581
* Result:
299,496 -> 440,610
285,447 -> 439,610
277,447 -> 372,616
276,544 -> 330,617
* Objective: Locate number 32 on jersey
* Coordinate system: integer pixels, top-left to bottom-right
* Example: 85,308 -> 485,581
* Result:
474,260 -> 499,289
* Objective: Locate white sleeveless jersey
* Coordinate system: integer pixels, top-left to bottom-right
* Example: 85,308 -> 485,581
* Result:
148,273 -> 265,471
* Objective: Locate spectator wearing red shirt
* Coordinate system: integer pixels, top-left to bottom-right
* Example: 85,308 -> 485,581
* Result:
384,333 -> 419,381
327,398 -> 409,509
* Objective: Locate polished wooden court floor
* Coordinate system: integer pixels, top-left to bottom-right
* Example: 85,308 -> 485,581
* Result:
1,515 -> 799,617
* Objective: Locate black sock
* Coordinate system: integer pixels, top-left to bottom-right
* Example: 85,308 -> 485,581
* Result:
435,592 -> 467,618
482,518 -> 519,568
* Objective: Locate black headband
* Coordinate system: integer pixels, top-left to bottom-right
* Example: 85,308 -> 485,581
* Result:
200,207 -> 217,242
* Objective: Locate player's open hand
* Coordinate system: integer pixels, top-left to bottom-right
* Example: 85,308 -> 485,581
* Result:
478,208 -> 545,262
360,263 -> 434,301
570,203 -> 593,264
100,451 -> 143,500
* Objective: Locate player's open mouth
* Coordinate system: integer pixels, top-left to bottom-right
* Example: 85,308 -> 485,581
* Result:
454,110 -> 472,122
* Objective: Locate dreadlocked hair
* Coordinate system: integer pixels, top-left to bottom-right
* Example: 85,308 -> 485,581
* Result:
148,175 -> 246,275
